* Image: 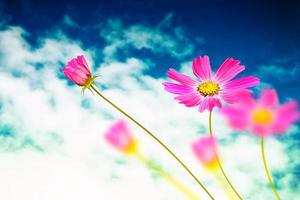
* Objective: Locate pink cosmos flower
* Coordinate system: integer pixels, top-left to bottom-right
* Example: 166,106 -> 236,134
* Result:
62,55 -> 92,86
192,136 -> 218,170
104,120 -> 137,153
163,55 -> 260,112
221,89 -> 300,136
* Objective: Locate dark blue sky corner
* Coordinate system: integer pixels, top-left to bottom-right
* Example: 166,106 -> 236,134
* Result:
0,0 -> 300,96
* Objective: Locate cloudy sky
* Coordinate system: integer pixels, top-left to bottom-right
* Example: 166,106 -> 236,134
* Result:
0,0 -> 299,200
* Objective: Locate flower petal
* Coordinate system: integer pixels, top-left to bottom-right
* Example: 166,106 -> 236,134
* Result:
62,67 -> 74,82
175,93 -> 201,107
220,106 -> 250,130
251,125 -> 269,137
163,82 -> 194,95
220,89 -> 255,105
77,55 -> 90,74
104,120 -> 135,151
214,58 -> 245,83
198,98 -> 209,112
192,55 -> 212,81
259,89 -> 278,108
198,97 -> 221,112
192,136 -> 218,166
223,76 -> 260,90
271,100 -> 300,134
209,97 -> 222,111
167,68 -> 198,86
62,55 -> 92,86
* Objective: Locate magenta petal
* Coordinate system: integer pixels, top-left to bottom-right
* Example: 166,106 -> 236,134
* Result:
68,58 -> 79,68
192,55 -> 212,81
220,89 -> 256,106
163,82 -> 194,95
175,93 -> 201,107
192,136 -> 218,165
224,76 -> 260,90
277,100 -> 300,121
62,68 -> 74,81
77,55 -> 88,67
198,98 -> 209,112
221,106 -> 249,130
62,55 -> 92,86
63,67 -> 86,85
259,89 -> 278,108
104,120 -> 134,151
214,58 -> 245,83
167,68 -> 198,86
251,125 -> 269,137
77,55 -> 90,74
271,100 -> 300,134
208,97 -> 222,111
198,97 -> 220,112
72,73 -> 88,86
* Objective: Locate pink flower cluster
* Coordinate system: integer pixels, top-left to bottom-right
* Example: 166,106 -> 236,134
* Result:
163,55 -> 299,137
62,54 -> 299,142
62,54 -> 300,199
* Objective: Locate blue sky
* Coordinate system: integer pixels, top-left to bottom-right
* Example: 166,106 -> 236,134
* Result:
0,1 -> 300,200
1,0 -> 299,100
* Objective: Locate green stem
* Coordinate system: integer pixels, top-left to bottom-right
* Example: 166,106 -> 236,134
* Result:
209,111 -> 243,200
90,84 -> 215,200
260,136 -> 282,200
135,152 -> 201,200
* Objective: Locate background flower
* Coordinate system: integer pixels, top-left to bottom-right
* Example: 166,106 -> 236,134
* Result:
192,136 -> 218,170
221,89 -> 300,136
104,119 -> 137,154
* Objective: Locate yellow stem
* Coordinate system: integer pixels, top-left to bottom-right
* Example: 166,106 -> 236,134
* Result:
135,152 -> 201,200
260,136 -> 282,200
209,111 -> 243,200
90,84 -> 215,200
213,171 -> 236,200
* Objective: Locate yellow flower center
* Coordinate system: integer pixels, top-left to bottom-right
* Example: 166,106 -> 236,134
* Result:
252,109 -> 274,125
197,82 -> 220,96
124,140 -> 138,154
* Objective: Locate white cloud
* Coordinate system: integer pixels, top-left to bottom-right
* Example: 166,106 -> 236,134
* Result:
100,14 -> 195,61
0,24 -> 299,200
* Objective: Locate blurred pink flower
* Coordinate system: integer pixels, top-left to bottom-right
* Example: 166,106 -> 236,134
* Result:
163,55 -> 260,112
221,89 -> 300,136
104,120 -> 137,153
192,136 -> 218,170
62,55 -> 92,86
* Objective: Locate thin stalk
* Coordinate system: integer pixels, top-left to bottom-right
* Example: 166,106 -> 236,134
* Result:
213,172 -> 236,200
260,136 -> 282,200
135,152 -> 201,200
209,111 -> 243,200
90,84 -> 215,200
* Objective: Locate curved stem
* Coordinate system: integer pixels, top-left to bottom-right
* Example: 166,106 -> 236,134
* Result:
260,136 -> 282,200
135,152 -> 201,200
90,84 -> 215,200
209,111 -> 243,200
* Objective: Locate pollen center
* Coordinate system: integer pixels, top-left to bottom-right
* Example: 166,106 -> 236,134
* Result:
197,82 -> 220,96
252,109 -> 273,125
